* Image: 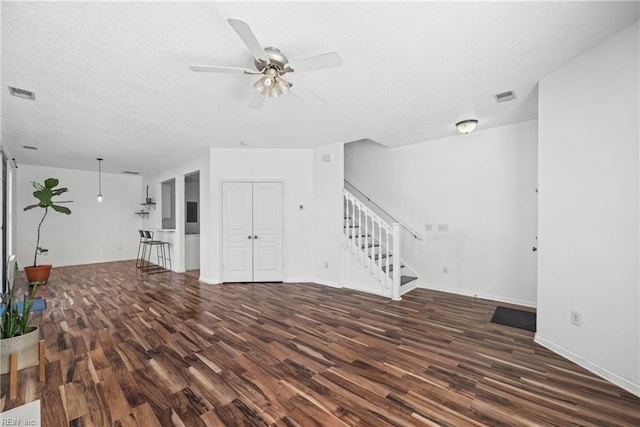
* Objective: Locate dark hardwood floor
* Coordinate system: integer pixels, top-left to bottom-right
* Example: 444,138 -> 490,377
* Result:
1,260 -> 639,426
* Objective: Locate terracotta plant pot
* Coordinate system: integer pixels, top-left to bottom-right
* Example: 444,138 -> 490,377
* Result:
24,265 -> 52,285
0,327 -> 40,374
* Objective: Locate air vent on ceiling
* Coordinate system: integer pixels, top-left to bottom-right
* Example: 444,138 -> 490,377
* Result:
494,90 -> 516,103
22,145 -> 38,151
9,86 -> 36,101
123,171 -> 140,175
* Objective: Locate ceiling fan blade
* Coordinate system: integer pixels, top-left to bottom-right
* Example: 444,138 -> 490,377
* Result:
292,84 -> 327,106
249,92 -> 265,109
189,65 -> 255,74
228,18 -> 270,65
288,52 -> 342,73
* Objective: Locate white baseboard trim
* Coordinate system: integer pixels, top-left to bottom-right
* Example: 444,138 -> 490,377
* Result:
198,277 -> 220,285
535,335 -> 640,398
420,283 -> 536,308
285,278 -> 315,283
313,279 -> 387,298
313,279 -> 344,289
343,285 -> 384,297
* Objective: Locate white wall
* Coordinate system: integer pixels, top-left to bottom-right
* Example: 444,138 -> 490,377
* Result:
312,143 -> 345,287
209,148 -> 314,284
345,120 -> 539,306
537,22 -> 639,396
17,164 -> 141,268
142,151 -> 209,275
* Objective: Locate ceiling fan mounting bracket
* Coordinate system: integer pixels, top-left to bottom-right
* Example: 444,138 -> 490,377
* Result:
255,47 -> 290,74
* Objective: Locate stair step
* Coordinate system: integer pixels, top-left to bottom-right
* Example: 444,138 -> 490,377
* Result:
369,253 -> 391,260
361,243 -> 380,249
344,225 -> 360,228
381,264 -> 404,273
401,276 -> 418,286
348,234 -> 371,239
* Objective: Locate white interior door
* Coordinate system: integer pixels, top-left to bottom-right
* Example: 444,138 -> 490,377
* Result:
222,183 -> 253,282
252,183 -> 283,282
222,182 -> 283,282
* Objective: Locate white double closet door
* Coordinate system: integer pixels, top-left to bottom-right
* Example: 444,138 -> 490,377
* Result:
222,182 -> 283,282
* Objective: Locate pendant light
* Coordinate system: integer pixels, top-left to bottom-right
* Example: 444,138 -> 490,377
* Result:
96,158 -> 103,202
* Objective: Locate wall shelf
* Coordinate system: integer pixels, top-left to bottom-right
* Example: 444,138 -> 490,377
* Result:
135,201 -> 156,217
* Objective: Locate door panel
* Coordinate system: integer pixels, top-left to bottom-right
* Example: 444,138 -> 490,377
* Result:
222,182 -> 283,282
222,183 -> 253,282
252,183 -> 283,281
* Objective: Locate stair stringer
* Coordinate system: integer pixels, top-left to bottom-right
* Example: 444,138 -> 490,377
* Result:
342,246 -> 387,297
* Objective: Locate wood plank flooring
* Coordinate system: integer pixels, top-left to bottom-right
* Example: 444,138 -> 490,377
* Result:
1,260 -> 639,426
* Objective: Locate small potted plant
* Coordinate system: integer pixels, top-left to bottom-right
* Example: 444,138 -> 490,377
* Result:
23,178 -> 72,284
0,256 -> 40,374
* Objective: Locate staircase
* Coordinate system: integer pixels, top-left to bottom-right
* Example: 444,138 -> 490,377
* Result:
343,188 -> 418,300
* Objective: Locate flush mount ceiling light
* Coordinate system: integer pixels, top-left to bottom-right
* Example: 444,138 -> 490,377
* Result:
96,158 -> 103,202
456,119 -> 479,134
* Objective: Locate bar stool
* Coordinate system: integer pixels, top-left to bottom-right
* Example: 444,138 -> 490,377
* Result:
141,230 -> 172,274
136,230 -> 150,269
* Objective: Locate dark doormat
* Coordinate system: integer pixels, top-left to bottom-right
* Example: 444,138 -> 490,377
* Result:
490,306 -> 536,332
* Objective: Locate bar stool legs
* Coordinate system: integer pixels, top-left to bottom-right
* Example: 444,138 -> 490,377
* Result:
136,230 -> 148,269
140,230 -> 171,274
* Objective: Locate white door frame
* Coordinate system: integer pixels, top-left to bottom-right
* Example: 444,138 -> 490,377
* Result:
219,179 -> 286,282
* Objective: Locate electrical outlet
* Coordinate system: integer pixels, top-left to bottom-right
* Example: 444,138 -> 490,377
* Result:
442,266 -> 448,274
324,262 -> 329,269
437,224 -> 449,232
571,310 -> 582,327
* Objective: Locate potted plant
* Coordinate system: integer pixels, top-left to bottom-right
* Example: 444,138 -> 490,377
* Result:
23,178 -> 72,284
0,256 -> 40,374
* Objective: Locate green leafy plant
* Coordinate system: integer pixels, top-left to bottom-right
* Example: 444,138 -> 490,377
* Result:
23,178 -> 72,267
1,257 -> 38,339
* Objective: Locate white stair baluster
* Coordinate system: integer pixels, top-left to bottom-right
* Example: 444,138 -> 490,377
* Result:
343,192 -> 348,247
384,227 -> 390,291
391,223 -> 402,301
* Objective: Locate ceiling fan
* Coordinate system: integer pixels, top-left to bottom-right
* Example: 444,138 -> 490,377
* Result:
189,19 -> 342,109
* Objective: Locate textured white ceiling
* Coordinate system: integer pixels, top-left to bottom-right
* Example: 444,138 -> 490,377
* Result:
2,1 -> 638,175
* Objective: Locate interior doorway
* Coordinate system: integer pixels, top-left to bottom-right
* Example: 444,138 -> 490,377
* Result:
184,171 -> 200,274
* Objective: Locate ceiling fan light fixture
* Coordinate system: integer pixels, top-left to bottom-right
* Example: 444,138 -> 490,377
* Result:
268,86 -> 280,98
456,119 -> 479,134
275,77 -> 291,95
253,79 -> 267,94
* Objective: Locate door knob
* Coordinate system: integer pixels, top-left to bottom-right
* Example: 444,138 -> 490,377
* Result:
247,235 -> 252,239
532,246 -> 537,252
254,235 -> 259,239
